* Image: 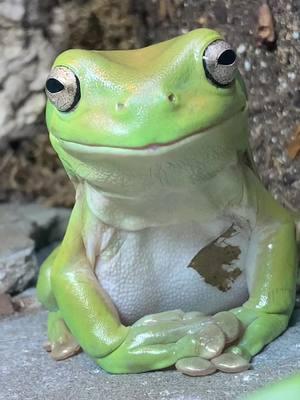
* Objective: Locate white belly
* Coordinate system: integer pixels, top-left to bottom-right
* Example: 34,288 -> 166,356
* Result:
95,219 -> 250,325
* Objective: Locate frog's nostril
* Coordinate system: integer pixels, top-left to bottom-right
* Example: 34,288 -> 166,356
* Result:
167,93 -> 176,103
116,102 -> 125,111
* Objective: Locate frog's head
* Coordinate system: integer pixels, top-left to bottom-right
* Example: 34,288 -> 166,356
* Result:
45,29 -> 248,194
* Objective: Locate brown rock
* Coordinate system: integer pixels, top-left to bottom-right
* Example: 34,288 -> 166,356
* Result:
0,293 -> 14,317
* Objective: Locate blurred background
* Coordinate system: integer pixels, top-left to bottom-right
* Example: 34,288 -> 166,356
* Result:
0,0 -> 299,306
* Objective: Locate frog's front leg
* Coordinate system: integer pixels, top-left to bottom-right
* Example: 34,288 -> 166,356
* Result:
213,169 -> 298,371
36,246 -> 80,360
36,246 -> 60,311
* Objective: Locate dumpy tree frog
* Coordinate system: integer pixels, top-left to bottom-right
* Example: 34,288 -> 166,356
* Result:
37,29 -> 298,376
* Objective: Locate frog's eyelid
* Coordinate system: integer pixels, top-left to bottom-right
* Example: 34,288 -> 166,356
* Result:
45,66 -> 81,112
202,40 -> 237,87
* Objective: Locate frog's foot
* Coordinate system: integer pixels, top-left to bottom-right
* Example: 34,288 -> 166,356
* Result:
44,339 -> 81,360
132,309 -> 206,326
211,353 -> 250,372
46,335 -> 81,361
97,310 -> 245,374
212,306 -> 291,375
176,357 -> 217,376
190,307 -> 291,376
46,311 -> 81,361
174,311 -> 248,376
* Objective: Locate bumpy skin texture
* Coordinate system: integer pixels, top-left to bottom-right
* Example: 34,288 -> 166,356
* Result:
36,29 -> 298,375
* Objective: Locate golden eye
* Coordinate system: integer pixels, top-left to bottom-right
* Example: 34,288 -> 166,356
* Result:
203,40 -> 237,86
45,66 -> 80,112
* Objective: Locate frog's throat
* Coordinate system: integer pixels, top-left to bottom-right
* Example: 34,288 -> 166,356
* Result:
50,109 -> 249,229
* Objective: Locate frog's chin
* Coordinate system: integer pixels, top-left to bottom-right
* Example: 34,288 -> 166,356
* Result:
50,106 -> 247,157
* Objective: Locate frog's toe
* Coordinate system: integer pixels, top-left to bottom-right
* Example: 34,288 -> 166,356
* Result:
176,357 -> 217,376
183,311 -> 206,320
211,353 -> 250,373
50,338 -> 81,361
133,310 -> 185,326
133,310 -> 208,328
212,311 -> 242,344
177,322 -> 225,360
194,323 -> 225,359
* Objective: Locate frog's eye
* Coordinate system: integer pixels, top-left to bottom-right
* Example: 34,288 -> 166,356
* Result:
203,40 -> 237,86
45,66 -> 81,112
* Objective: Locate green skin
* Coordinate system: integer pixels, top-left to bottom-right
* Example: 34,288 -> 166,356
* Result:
37,29 -> 297,374
244,374 -> 300,400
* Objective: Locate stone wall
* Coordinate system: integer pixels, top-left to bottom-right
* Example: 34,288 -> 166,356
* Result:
0,0 -> 142,205
0,0 -> 65,147
0,0 -> 141,148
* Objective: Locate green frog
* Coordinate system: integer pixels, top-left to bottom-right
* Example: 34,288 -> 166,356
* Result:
36,28 -> 298,376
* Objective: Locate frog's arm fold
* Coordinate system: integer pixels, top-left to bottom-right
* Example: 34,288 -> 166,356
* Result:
50,191 -> 128,359
228,167 -> 298,361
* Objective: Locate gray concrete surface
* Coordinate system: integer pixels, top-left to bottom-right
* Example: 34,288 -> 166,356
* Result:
0,310 -> 300,400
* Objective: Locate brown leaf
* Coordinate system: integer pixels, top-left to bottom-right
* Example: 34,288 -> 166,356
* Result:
287,125 -> 300,159
188,225 -> 241,292
257,3 -> 276,47
159,0 -> 176,22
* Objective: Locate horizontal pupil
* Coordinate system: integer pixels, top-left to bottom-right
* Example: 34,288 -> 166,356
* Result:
218,49 -> 236,65
46,78 -> 65,93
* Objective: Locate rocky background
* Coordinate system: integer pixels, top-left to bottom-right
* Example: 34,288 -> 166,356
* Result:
0,0 -> 142,206
0,0 -> 299,310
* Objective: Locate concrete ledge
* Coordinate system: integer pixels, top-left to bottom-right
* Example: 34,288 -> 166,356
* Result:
0,310 -> 300,400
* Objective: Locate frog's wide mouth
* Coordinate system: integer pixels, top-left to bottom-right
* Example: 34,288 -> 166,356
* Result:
51,105 -> 247,156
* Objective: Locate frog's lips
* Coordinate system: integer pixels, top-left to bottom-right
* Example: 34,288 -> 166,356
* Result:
52,106 -> 247,155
